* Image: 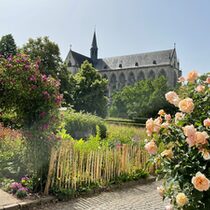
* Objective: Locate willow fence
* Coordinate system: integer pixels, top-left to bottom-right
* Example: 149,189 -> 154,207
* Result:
44,141 -> 152,195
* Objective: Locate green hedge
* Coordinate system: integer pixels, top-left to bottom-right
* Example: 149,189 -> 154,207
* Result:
62,111 -> 107,140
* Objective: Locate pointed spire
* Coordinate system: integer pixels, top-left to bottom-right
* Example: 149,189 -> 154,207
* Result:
91,31 -> 98,49
90,30 -> 98,63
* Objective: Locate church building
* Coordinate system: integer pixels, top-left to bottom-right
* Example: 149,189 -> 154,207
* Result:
65,32 -> 182,97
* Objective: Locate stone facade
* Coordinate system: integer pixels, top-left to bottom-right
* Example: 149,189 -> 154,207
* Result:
65,32 -> 182,97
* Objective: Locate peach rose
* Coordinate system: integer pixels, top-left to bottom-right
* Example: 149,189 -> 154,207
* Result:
202,150 -> 210,160
204,76 -> 210,84
192,172 -> 210,191
176,193 -> 188,207
187,70 -> 198,83
178,76 -> 185,83
165,91 -> 180,107
157,186 -> 165,197
175,112 -> 185,124
161,122 -> 169,129
161,149 -> 173,159
146,118 -> 154,136
195,131 -> 209,145
158,109 -> 165,116
183,125 -> 196,147
153,117 -> 162,133
144,140 -> 158,155
165,204 -> 174,210
195,85 -> 205,93
178,98 -> 194,113
203,118 -> 210,127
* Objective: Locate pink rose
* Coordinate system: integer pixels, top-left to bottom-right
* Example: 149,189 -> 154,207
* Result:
165,91 -> 180,107
203,118 -> 210,127
187,70 -> 198,83
195,85 -> 205,92
192,172 -> 210,191
146,118 -> 161,136
178,98 -> 194,113
204,76 -> 210,84
183,125 -> 196,147
165,114 -> 171,122
145,140 -> 158,155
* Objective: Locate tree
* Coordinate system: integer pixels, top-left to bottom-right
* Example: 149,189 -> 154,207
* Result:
0,34 -> 17,58
73,60 -> 108,118
21,36 -> 61,77
110,76 -> 177,119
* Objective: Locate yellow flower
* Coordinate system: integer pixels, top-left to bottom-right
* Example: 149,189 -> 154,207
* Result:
161,149 -> 173,159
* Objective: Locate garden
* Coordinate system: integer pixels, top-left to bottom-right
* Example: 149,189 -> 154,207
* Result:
0,33 -> 210,210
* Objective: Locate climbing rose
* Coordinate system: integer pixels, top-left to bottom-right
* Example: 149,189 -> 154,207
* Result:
195,131 -> 209,145
187,70 -> 198,83
178,98 -> 194,113
183,125 -> 196,147
158,109 -> 165,116
178,76 -> 185,83
161,149 -> 173,159
144,140 -> 157,155
175,112 -> 185,124
176,193 -> 188,207
205,76 -> 210,84
145,118 -> 161,136
192,172 -> 210,191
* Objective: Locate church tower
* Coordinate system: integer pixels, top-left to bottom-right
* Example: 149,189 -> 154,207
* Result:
90,31 -> 98,64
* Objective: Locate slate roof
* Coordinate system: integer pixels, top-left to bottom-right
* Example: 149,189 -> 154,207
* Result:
68,50 -> 93,66
95,49 -> 174,70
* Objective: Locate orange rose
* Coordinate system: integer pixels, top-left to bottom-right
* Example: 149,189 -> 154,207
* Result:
187,70 -> 198,83
192,172 -> 210,191
176,193 -> 188,207
203,118 -> 210,127
144,140 -> 157,155
165,91 -> 180,107
178,98 -> 194,113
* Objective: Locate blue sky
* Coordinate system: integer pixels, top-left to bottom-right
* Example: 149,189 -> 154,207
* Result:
1,0 -> 210,76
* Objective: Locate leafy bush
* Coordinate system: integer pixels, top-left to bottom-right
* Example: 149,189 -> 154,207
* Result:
62,110 -> 107,139
145,72 -> 210,210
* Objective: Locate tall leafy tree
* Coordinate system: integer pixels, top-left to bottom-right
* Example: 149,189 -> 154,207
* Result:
21,36 -> 61,77
110,76 -> 177,118
0,34 -> 17,58
73,60 -> 108,118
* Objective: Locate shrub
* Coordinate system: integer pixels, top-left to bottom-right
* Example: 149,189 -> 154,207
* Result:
145,72 -> 210,210
62,110 -> 107,139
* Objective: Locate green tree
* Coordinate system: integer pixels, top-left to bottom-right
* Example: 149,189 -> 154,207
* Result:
73,60 -> 108,118
21,36 -> 61,77
110,76 -> 177,118
0,34 -> 17,58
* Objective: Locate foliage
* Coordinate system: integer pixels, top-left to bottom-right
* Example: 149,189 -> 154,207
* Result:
0,53 -> 62,127
0,34 -> 17,58
106,124 -> 146,147
72,60 -> 108,118
0,124 -> 26,180
109,76 -> 177,119
21,36 -> 61,78
61,110 -> 107,139
144,72 -> 210,209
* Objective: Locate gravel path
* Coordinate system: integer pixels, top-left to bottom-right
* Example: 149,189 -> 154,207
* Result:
34,181 -> 167,210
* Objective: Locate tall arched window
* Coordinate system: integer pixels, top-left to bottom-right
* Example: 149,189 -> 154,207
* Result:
118,73 -> 126,89
137,71 -> 145,81
128,72 -> 136,85
158,69 -> 167,78
110,73 -> 117,92
148,70 -> 155,80
173,71 -> 177,87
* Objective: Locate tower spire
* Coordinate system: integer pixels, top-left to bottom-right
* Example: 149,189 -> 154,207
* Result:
90,31 -> 98,64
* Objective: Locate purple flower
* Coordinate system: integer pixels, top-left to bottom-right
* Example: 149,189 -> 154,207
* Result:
41,74 -> 47,81
10,182 -> 22,193
29,75 -> 36,81
42,91 -> 50,99
18,187 -> 28,192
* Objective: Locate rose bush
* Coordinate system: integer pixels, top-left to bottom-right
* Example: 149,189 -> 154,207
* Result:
145,71 -> 210,209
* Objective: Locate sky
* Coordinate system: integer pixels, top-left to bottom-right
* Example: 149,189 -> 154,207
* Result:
0,0 -> 210,76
